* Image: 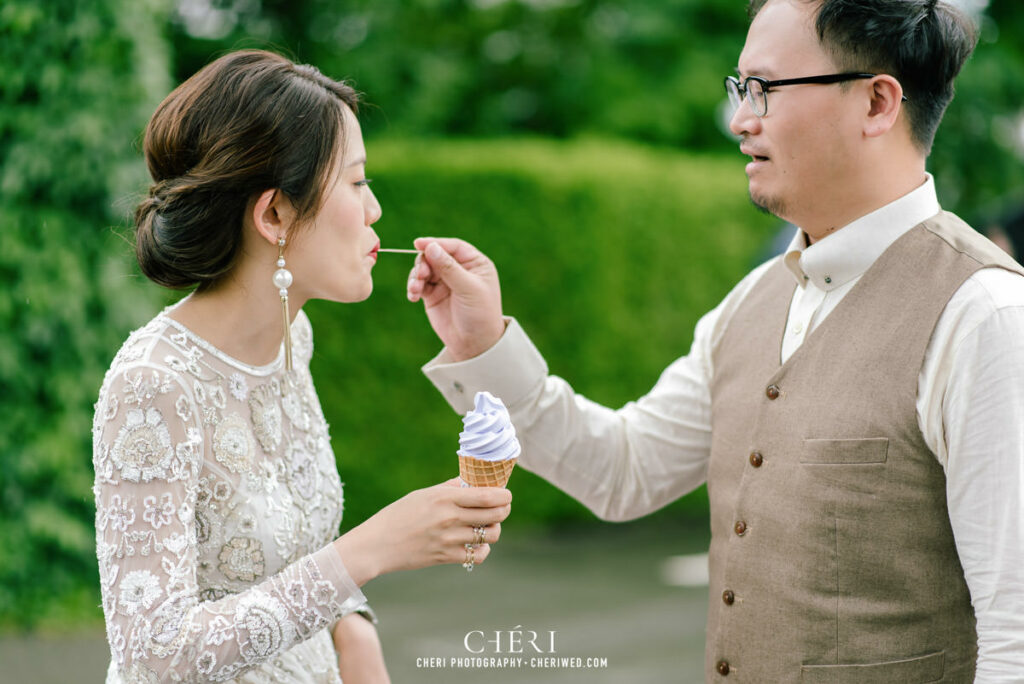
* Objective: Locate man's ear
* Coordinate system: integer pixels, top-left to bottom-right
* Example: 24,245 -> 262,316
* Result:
864,75 -> 904,139
251,189 -> 298,245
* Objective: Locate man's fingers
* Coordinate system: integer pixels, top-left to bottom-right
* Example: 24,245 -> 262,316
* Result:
406,259 -> 426,301
408,255 -> 448,303
413,237 -> 484,264
420,241 -> 476,293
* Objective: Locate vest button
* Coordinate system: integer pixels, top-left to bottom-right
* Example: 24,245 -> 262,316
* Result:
722,589 -> 735,605
734,521 -> 747,536
766,385 -> 780,400
749,451 -> 763,467
716,660 -> 731,675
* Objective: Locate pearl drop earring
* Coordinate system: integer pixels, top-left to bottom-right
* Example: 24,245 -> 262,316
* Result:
273,237 -> 294,371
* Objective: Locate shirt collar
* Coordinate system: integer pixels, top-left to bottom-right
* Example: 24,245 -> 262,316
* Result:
783,174 -> 941,291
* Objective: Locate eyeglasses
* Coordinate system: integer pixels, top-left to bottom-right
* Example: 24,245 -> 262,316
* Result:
724,72 -> 878,117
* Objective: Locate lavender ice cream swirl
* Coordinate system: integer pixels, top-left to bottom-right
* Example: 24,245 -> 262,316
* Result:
458,391 -> 522,462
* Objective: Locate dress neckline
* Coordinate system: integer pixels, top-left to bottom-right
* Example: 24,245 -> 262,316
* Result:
158,296 -> 286,377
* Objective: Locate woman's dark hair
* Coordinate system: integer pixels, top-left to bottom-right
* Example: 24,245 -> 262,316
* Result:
748,0 -> 977,154
134,50 -> 360,290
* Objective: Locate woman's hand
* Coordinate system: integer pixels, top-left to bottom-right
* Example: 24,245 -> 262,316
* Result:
406,238 -> 505,361
332,614 -> 391,684
334,479 -> 511,585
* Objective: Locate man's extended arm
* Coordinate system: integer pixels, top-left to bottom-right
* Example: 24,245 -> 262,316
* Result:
410,238 -> 775,520
423,317 -> 713,520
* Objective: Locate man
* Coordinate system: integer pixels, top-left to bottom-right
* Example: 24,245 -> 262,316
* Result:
406,0 -> 1024,680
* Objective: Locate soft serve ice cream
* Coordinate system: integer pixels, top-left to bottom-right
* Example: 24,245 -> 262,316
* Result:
457,391 -> 520,487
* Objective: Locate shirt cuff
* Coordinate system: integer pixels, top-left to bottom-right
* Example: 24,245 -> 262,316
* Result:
311,544 -> 369,619
422,317 -> 548,414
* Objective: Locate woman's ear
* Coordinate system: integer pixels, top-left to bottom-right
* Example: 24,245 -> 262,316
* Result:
863,75 -> 904,139
251,189 -> 298,245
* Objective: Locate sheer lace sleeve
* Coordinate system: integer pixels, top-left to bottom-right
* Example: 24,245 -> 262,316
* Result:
92,362 -> 365,682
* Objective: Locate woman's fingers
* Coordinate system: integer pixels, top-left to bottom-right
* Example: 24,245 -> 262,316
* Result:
444,522 -> 502,548
469,543 -> 491,565
460,503 -> 511,527
449,490 -> 511,526
448,484 -> 512,507
453,542 -> 493,568
467,522 -> 500,546
337,481 -> 512,579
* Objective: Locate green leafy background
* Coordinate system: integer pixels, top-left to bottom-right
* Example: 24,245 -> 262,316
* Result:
2,0 -> 1021,629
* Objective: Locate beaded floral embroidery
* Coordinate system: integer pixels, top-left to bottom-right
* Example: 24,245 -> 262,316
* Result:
92,306 -> 365,682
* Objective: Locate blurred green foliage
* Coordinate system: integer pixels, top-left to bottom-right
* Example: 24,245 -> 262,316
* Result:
3,0 -> 1023,631
171,0 -> 748,149
169,0 -> 1024,217
307,137 -> 776,529
933,3 -> 1024,216
0,0 -> 169,627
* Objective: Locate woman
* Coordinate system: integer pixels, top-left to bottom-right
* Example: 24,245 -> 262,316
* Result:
92,50 -> 511,683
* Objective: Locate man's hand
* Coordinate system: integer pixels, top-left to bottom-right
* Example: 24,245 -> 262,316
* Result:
407,238 -> 505,361
332,614 -> 391,683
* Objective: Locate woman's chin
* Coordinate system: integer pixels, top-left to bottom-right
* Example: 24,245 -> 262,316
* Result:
333,282 -> 373,304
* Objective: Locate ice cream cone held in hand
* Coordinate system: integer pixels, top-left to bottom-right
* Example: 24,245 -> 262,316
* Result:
458,391 -> 520,487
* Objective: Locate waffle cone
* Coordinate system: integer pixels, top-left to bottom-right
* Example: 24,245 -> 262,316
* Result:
458,454 -> 517,487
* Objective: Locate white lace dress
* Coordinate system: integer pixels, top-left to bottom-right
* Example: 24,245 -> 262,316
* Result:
92,302 -> 369,683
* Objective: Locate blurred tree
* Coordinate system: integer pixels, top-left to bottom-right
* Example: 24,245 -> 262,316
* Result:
933,1 -> 1024,217
0,0 -> 169,627
167,0 -> 1024,217
168,0 -> 748,148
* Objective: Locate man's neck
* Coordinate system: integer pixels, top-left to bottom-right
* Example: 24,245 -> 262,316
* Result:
800,165 -> 928,244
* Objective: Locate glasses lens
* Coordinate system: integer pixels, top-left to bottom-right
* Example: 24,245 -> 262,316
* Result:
725,77 -> 742,113
747,78 -> 767,116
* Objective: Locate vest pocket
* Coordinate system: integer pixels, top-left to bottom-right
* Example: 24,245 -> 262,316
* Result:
800,651 -> 943,683
800,437 -> 889,464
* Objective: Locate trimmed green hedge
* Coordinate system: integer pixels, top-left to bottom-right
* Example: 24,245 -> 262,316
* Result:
0,0 -> 169,627
307,137 -> 778,531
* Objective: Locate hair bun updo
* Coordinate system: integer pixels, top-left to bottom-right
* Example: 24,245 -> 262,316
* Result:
133,50 -> 360,291
134,175 -> 248,289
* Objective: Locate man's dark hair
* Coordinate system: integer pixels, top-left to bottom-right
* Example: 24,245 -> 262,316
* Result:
748,0 -> 977,154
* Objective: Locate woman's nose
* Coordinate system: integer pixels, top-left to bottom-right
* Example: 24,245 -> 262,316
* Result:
365,187 -> 382,225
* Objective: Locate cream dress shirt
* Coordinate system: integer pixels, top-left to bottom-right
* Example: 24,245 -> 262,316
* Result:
423,176 -> 1024,681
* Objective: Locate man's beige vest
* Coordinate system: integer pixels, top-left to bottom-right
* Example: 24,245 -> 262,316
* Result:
706,212 -> 1024,683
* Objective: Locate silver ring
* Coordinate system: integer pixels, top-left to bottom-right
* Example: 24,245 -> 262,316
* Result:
462,543 -> 475,572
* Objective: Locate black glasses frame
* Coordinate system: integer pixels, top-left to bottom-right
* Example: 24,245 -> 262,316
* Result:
725,72 -> 882,117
